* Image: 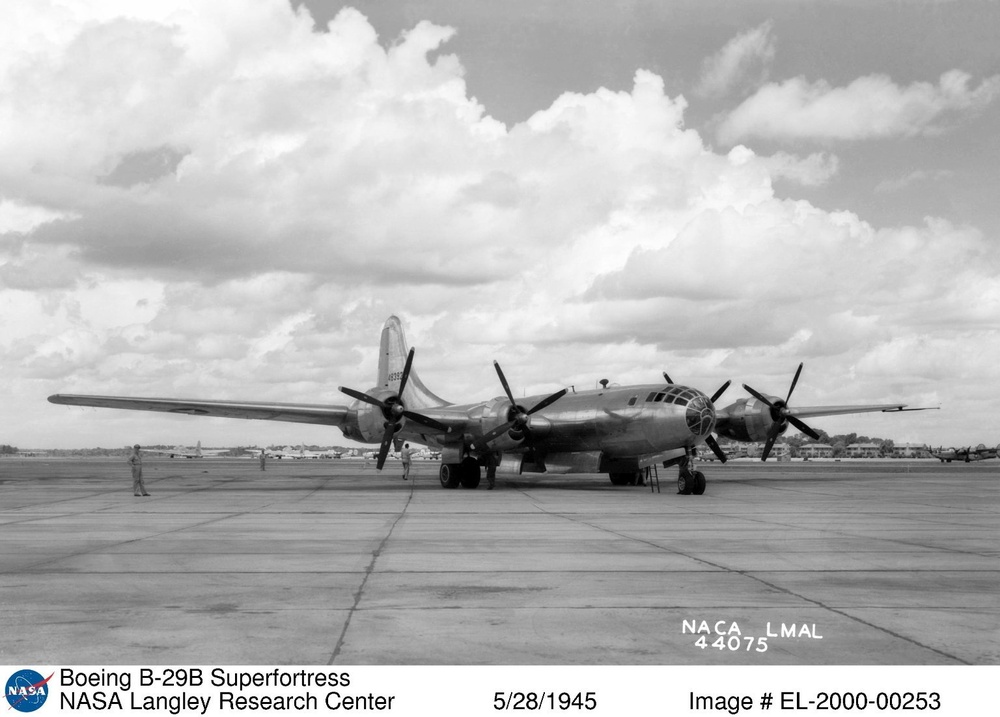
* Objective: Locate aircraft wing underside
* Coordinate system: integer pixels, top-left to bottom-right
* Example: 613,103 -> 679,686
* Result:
48,395 -> 352,427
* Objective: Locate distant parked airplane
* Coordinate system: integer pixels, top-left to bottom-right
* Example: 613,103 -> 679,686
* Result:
144,441 -> 228,459
930,443 -> 999,463
265,444 -> 342,459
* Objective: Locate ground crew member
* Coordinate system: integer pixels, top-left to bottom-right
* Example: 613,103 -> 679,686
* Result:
259,449 -> 266,471
401,443 -> 414,481
485,452 -> 497,490
128,444 -> 149,496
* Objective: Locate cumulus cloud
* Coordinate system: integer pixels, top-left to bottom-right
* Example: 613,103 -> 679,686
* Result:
874,169 -> 954,193
757,150 -> 840,187
717,70 -> 1000,144
695,21 -> 776,99
1,1 -> 996,448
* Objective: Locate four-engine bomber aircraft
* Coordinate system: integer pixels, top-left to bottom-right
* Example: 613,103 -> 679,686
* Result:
930,444 -> 999,463
49,316 -> 923,494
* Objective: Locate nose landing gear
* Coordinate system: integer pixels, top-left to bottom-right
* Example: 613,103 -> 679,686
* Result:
676,451 -> 706,495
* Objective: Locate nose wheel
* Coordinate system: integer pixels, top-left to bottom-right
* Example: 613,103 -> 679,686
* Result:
677,469 -> 706,495
676,453 -> 706,495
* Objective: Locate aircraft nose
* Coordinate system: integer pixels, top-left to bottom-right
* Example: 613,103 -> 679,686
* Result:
685,394 -> 716,437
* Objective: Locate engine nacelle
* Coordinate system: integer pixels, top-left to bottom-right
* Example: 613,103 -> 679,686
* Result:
714,396 -> 785,443
341,387 -> 398,443
476,396 -> 554,451
478,396 -> 527,450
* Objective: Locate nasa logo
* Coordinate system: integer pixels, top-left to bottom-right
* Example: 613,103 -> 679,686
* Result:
5,670 -> 53,713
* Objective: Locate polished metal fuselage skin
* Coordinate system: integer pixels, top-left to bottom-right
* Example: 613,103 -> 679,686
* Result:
380,383 -> 716,462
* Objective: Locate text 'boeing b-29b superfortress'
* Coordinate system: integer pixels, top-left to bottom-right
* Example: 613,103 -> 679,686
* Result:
49,316 -> 925,494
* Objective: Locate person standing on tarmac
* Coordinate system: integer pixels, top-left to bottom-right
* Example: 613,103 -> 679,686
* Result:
401,443 -> 414,481
485,452 -> 497,490
128,444 -> 149,497
259,449 -> 266,471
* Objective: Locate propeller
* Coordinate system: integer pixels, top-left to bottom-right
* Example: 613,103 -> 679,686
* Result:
702,379 -> 732,462
742,362 -> 821,461
338,348 -> 450,470
475,361 -> 567,450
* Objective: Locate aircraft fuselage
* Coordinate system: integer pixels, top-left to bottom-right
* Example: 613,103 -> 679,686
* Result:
389,383 -> 715,461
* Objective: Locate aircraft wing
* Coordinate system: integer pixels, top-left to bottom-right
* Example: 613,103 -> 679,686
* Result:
787,404 -> 932,419
48,394 -> 351,427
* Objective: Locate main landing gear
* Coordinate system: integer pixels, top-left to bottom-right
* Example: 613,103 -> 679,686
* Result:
439,457 -> 481,489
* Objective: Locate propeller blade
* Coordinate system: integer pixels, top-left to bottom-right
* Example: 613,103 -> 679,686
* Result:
375,423 -> 396,470
710,380 -> 731,404
788,415 -> 820,441
786,362 -> 804,404
397,348 -> 415,398
493,361 -> 517,407
339,386 -> 386,409
760,432 -> 778,462
526,387 -> 567,415
401,410 -> 451,434
742,384 -> 776,408
705,435 -> 728,463
663,372 -> 673,384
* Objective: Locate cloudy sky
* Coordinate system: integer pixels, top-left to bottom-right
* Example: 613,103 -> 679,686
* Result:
2,0 -> 998,450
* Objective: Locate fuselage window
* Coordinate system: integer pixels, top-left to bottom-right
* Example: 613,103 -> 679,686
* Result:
627,396 -> 638,406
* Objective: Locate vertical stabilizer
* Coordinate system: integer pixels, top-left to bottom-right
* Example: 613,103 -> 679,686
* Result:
378,316 -> 451,409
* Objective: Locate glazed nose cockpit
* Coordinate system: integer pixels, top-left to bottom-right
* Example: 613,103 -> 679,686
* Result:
643,386 -> 717,438
685,394 -> 715,437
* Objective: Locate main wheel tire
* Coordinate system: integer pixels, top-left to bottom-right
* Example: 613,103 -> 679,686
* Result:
439,463 -> 461,489
459,457 -> 481,489
692,470 -> 706,495
677,472 -> 693,495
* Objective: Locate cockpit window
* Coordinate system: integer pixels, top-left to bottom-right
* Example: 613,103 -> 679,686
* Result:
659,387 -> 696,406
627,396 -> 638,406
648,388 -> 703,406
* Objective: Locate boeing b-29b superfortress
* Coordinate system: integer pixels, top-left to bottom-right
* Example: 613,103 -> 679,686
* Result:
49,317 -> 924,495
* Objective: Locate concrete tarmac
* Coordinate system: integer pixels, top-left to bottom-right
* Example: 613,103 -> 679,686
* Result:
0,457 -> 996,665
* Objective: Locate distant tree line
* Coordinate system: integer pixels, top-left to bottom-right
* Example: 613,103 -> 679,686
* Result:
1,444 -> 18,455
40,447 -> 132,457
